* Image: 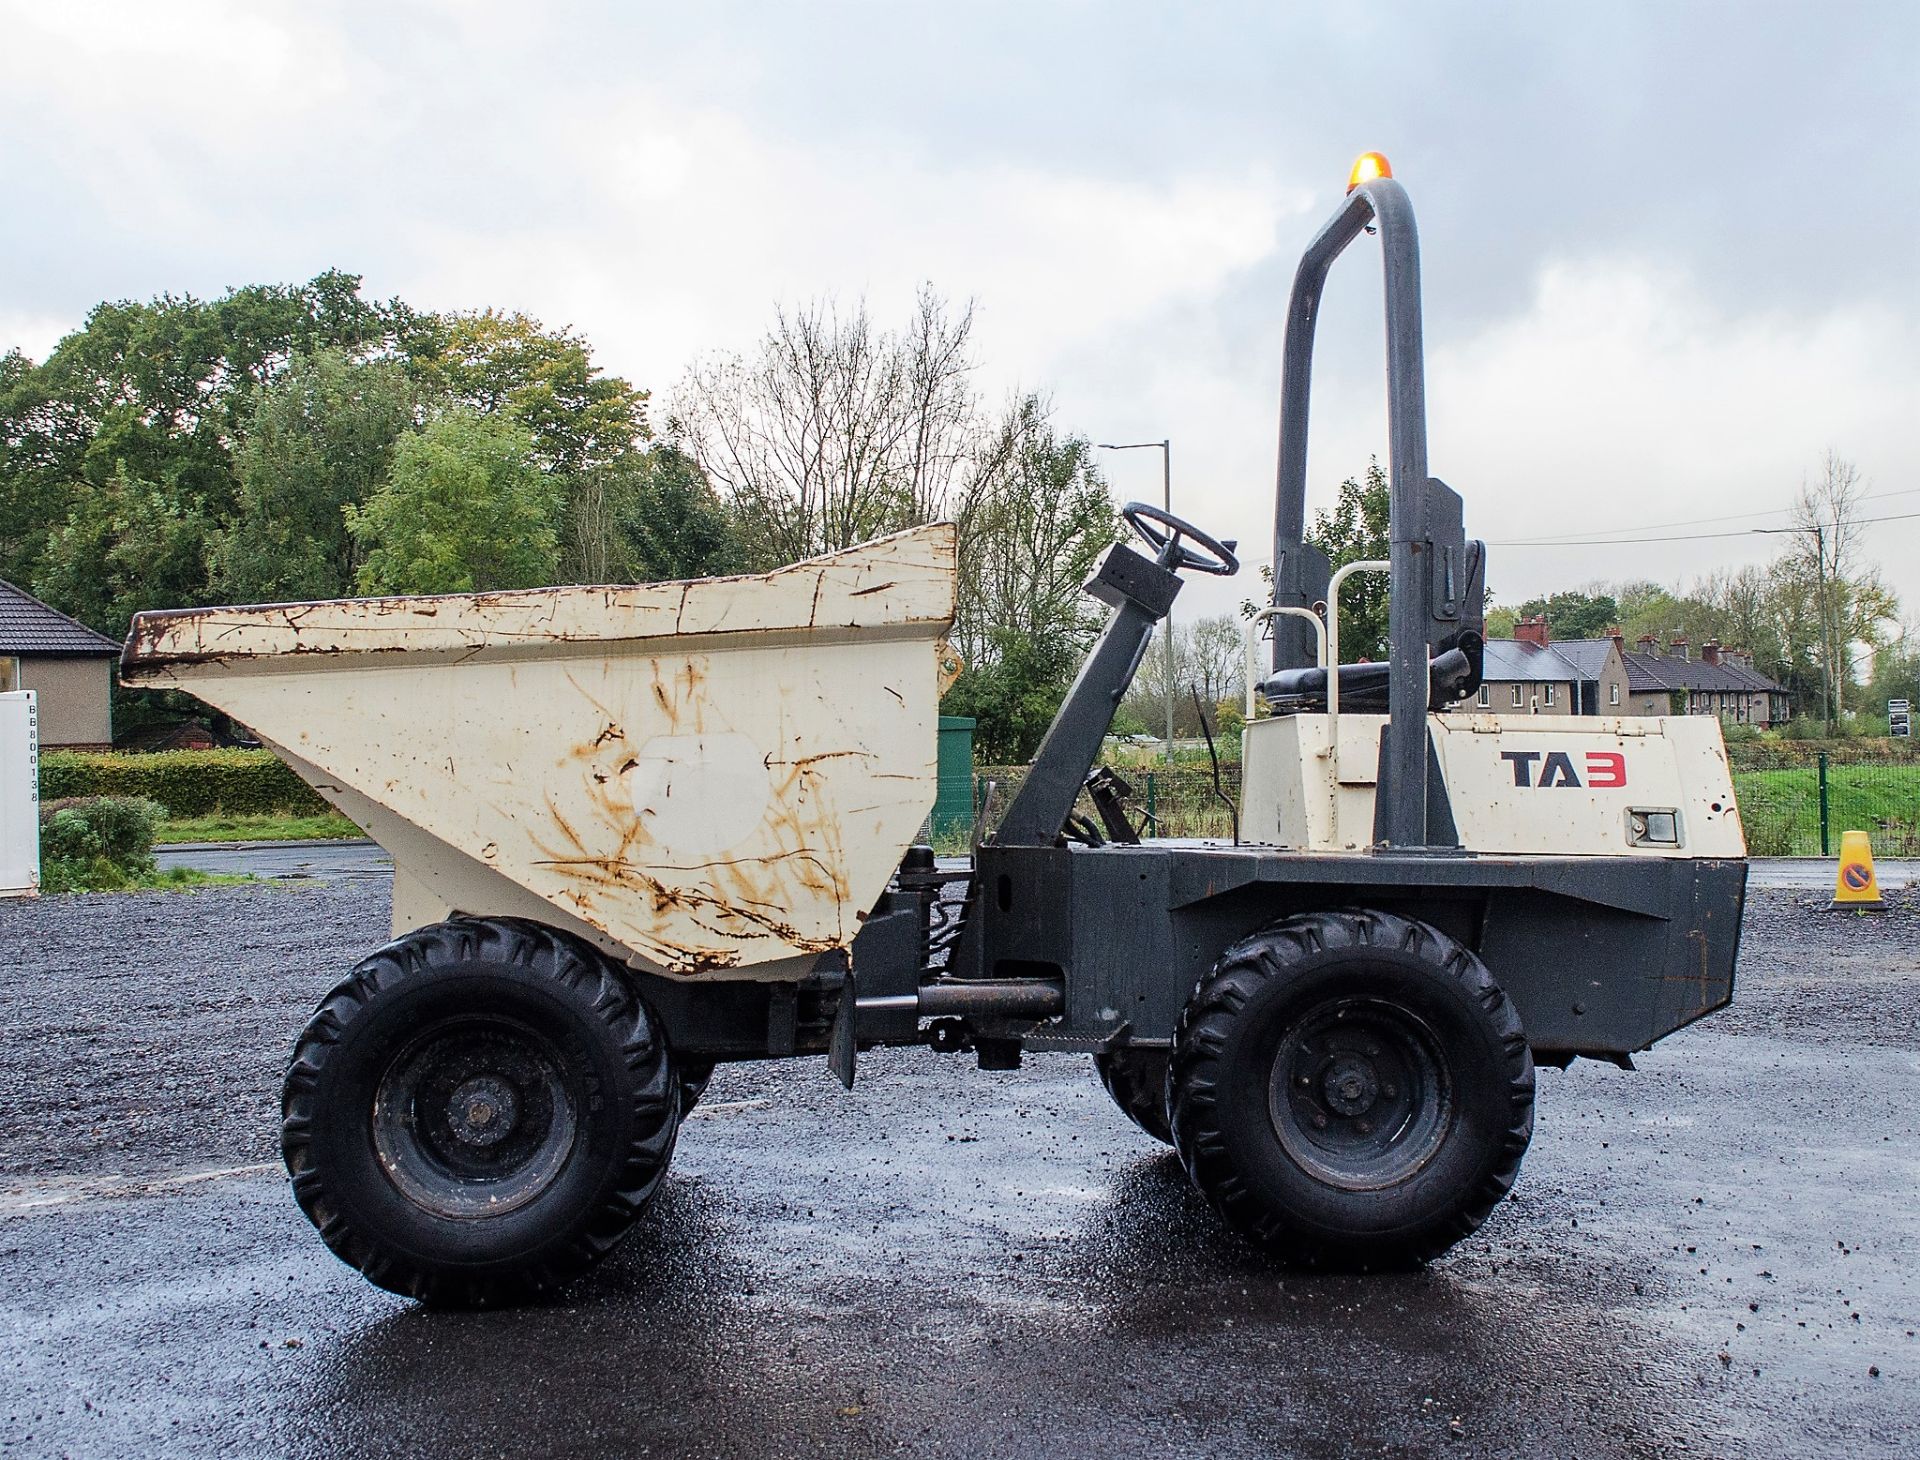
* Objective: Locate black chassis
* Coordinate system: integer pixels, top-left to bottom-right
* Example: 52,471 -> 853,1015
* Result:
642,838 -> 1745,1076
945,841 -> 1743,1063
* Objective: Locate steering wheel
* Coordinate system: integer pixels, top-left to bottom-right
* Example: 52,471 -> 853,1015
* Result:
1122,502 -> 1240,576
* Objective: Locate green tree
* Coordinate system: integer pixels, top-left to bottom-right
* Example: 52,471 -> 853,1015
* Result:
952,394 -> 1118,666
213,348 -> 418,602
0,347 -> 72,586
347,410 -> 560,595
1504,589 -> 1620,640
35,464 -> 211,639
941,396 -> 1119,759
1,271 -> 412,621
1308,458 -> 1391,660
1616,582 -> 1730,660
1867,632 -> 1920,720
941,627 -> 1085,763
405,310 -> 649,477
607,446 -> 744,582
403,310 -> 651,584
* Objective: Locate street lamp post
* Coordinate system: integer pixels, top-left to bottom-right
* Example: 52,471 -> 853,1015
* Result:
1096,438 -> 1175,757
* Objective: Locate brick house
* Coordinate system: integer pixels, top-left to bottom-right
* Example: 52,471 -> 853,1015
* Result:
1464,616 -> 1633,715
0,578 -> 120,748
1623,632 -> 1790,726
1467,616 -> 1788,725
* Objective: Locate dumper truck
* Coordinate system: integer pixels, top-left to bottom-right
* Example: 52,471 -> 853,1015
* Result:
122,154 -> 1747,1306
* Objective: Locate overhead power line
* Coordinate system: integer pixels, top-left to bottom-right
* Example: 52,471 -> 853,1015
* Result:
1490,506 -> 1920,548
1493,484 -> 1920,546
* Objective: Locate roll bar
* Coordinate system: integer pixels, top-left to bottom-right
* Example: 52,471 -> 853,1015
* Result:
1267,171 -> 1483,848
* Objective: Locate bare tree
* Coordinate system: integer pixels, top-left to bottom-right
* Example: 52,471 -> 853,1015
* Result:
1124,615 -> 1249,733
669,286 -> 981,567
1790,450 -> 1895,723
1187,615 -> 1247,707
1698,563 -> 1785,675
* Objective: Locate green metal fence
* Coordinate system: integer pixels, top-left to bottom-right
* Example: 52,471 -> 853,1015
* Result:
970,743 -> 1920,856
1726,744 -> 1920,857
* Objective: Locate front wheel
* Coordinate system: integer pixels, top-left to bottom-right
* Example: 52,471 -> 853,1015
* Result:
1169,908 -> 1534,1268
281,918 -> 680,1306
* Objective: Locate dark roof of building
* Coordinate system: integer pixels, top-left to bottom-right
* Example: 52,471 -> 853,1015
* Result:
1622,651 -> 1786,696
1480,639 -> 1582,684
0,578 -> 121,657
1481,635 -> 1788,698
1546,638 -> 1618,681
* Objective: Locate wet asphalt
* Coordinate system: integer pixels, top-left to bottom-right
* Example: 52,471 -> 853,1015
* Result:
1,878 -> 1915,1459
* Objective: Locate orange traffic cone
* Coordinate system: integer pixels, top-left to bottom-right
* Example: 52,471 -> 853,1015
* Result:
1830,829 -> 1885,911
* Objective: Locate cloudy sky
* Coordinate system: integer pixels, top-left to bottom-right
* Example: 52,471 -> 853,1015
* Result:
3,0 -> 1916,625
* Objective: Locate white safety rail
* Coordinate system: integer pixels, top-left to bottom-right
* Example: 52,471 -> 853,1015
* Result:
0,691 -> 39,897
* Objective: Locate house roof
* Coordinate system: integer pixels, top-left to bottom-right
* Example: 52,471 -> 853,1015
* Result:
1545,638 -> 1617,681
1486,633 -> 1789,698
0,578 -> 121,657
1480,639 -> 1582,684
1623,651 -> 1786,696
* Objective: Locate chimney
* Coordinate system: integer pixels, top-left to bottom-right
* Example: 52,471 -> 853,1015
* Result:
1669,633 -> 1689,662
1605,625 -> 1624,647
1637,633 -> 1658,658
1514,614 -> 1550,647
1701,641 -> 1721,666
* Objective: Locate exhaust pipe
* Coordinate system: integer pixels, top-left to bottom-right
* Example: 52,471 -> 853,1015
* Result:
915,980 -> 1064,1020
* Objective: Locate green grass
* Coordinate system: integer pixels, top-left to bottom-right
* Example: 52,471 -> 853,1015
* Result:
154,811 -> 363,845
1733,765 -> 1920,857
39,862 -> 256,895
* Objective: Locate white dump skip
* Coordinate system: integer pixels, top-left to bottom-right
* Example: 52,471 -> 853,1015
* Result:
122,525 -> 959,977
0,691 -> 39,897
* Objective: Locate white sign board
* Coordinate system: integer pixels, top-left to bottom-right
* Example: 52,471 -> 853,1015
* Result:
1,691 -> 40,896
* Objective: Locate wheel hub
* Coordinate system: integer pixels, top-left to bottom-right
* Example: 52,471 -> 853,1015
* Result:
373,1018 -> 580,1219
449,1074 -> 519,1147
1267,996 -> 1454,1192
1321,1056 -> 1379,1116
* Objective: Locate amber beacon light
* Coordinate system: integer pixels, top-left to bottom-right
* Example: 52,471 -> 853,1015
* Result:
1346,151 -> 1392,192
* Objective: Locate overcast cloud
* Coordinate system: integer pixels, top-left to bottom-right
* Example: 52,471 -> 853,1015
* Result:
3,0 -> 1915,623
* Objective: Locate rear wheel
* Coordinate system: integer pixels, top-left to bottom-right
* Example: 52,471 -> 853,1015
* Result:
1169,907 -> 1533,1268
1093,1048 -> 1172,1145
281,918 -> 680,1307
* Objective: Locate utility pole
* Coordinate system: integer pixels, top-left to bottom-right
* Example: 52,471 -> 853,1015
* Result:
1816,520 -> 1831,735
1096,439 -> 1176,758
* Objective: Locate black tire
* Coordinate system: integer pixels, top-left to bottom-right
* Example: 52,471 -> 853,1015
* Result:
677,1061 -> 714,1116
281,918 -> 680,1307
1094,1048 -> 1173,1145
1169,907 -> 1533,1268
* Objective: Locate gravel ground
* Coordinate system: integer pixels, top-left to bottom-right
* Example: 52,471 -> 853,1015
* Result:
0,879 -> 1915,1459
0,881 -> 389,1180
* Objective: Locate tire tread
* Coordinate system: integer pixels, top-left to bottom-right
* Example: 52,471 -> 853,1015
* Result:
280,917 -> 678,1307
1169,907 -> 1535,1267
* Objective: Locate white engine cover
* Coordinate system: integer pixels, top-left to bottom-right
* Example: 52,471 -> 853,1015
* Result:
1240,712 -> 1746,858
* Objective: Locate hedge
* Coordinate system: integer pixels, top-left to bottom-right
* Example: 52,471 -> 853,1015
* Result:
39,749 -> 331,819
1725,739 -> 1920,770
36,795 -> 165,892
